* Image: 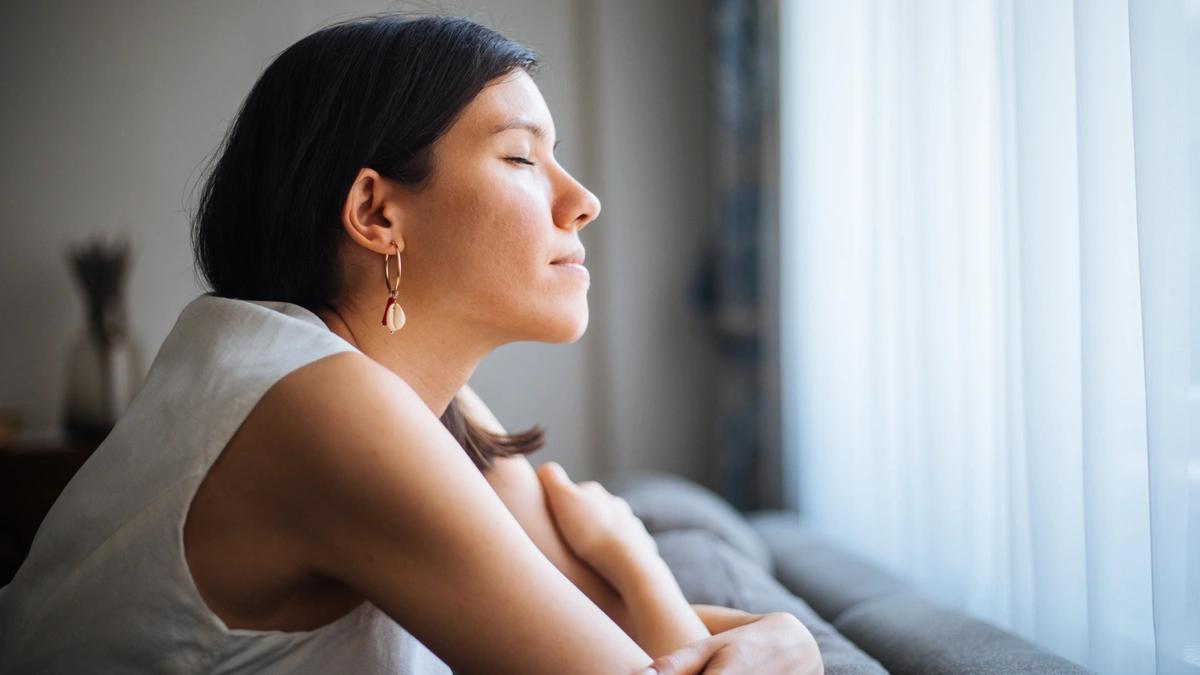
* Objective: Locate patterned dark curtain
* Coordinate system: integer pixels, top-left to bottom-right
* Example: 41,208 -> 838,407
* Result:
688,0 -> 781,512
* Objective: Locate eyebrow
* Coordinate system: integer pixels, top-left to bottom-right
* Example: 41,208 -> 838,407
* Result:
491,117 -> 561,151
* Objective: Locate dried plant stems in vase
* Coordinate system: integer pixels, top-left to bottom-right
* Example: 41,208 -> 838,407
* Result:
62,234 -> 144,444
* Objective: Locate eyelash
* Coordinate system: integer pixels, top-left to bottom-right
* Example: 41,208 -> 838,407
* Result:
505,156 -> 536,166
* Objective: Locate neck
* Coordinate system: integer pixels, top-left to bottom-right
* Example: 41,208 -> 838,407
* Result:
313,300 -> 495,417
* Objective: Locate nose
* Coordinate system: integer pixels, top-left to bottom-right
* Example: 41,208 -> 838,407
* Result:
555,167 -> 601,232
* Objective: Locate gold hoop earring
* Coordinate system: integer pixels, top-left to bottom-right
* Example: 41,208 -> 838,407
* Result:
381,243 -> 406,333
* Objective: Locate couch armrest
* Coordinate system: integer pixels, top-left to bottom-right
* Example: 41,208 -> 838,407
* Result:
748,511 -> 1094,675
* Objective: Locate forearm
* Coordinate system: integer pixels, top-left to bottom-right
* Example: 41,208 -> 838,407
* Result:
454,387 -> 709,655
566,560 -> 635,636
613,555 -> 711,658
691,603 -> 761,633
458,387 -> 638,636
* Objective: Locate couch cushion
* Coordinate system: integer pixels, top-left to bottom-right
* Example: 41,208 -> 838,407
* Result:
834,593 -> 1092,675
609,471 -> 773,574
654,528 -> 887,675
748,510 -> 907,622
748,511 -> 1092,675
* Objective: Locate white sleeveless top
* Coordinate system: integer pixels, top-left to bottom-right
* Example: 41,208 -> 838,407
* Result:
0,294 -> 453,675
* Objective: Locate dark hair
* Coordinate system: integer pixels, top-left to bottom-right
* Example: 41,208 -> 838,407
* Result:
190,13 -> 545,471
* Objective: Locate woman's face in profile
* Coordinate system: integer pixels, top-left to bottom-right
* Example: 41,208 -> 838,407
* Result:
397,69 -> 601,345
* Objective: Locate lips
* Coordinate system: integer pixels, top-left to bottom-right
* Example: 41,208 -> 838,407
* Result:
551,248 -> 586,265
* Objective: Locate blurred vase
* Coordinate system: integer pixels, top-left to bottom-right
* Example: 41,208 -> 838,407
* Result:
62,319 -> 142,443
61,236 -> 143,444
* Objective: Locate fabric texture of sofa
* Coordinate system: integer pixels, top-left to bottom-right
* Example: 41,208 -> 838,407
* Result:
608,471 -> 1093,675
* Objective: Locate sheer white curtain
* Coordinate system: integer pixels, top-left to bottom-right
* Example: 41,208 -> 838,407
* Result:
777,1 -> 1198,673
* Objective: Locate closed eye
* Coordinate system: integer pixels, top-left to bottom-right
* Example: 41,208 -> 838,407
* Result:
505,156 -> 536,166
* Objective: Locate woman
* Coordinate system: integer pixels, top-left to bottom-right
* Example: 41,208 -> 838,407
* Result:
0,14 -> 820,674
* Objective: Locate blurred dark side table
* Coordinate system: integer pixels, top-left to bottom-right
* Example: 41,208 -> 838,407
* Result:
0,435 -> 100,586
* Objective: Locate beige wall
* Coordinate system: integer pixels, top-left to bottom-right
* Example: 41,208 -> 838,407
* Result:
0,0 -> 715,484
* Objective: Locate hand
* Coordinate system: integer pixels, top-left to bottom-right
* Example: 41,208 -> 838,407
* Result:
642,612 -> 824,675
535,461 -> 659,590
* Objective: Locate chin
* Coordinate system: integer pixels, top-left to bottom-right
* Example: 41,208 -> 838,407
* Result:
539,307 -> 589,344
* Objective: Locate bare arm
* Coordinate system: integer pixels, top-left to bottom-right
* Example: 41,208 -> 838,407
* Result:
255,353 -> 655,674
454,386 -> 823,674
455,385 -> 631,631
457,384 -> 709,657
604,550 -> 713,657
691,604 -> 761,634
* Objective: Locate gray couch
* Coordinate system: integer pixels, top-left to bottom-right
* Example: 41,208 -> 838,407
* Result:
608,472 -> 1092,675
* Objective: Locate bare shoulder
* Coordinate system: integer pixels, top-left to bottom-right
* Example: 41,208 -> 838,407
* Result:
247,349 -> 463,556
236,352 -> 650,673
256,350 -> 418,451
183,351 -> 408,631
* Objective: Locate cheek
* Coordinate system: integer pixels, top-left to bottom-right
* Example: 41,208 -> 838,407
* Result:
422,174 -> 548,301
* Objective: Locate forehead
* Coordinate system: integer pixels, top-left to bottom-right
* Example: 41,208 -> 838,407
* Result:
454,70 -> 555,142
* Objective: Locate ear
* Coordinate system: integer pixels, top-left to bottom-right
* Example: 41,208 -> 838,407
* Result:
340,167 -> 408,255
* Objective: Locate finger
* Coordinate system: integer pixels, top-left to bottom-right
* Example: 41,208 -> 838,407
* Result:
535,461 -> 574,494
645,639 -> 720,675
535,461 -> 566,481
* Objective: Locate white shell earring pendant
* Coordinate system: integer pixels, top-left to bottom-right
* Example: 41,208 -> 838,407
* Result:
381,244 -> 406,334
384,295 -> 406,333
